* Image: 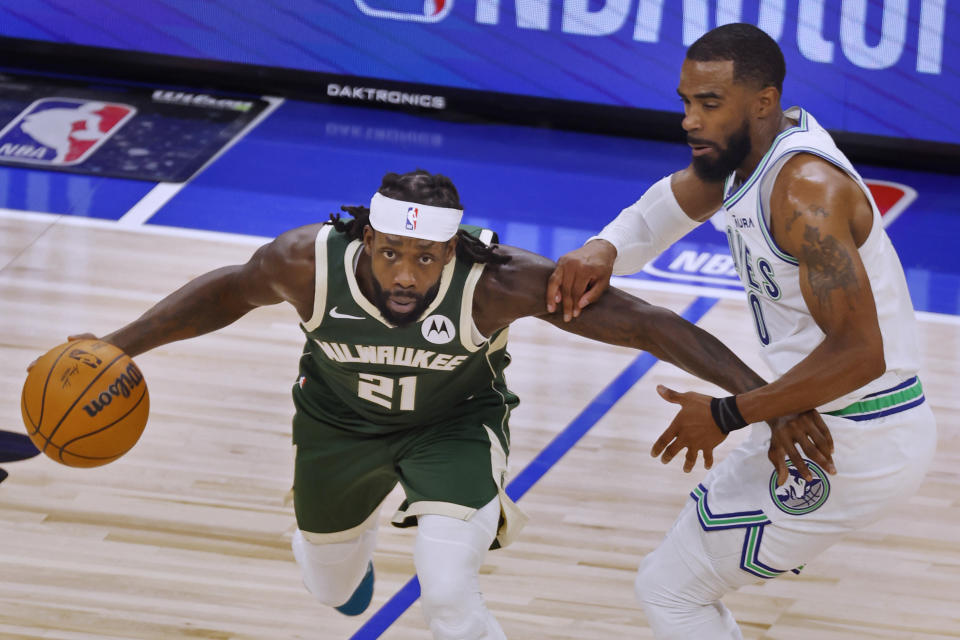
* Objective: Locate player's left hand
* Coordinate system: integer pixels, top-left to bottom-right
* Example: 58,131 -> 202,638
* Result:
651,385 -> 726,472
767,411 -> 836,486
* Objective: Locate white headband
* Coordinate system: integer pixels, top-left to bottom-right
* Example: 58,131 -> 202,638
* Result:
368,192 -> 463,242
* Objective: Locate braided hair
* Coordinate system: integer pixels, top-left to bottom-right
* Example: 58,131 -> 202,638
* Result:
328,169 -> 510,265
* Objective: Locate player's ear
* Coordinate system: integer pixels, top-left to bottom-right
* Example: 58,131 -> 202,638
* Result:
754,85 -> 779,119
362,225 -> 375,255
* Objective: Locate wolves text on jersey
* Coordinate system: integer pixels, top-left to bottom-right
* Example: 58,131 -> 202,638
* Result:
726,227 -> 782,300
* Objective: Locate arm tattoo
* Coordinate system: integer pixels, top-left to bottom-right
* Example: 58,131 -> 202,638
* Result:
786,205 -> 827,234
784,209 -> 803,233
799,222 -> 858,312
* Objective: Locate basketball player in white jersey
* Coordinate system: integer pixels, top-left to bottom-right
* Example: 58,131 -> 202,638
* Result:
547,23 -> 936,638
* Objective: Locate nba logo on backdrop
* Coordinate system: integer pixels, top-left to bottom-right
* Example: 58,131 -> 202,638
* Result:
406,207 -> 419,230
355,0 -> 452,22
867,180 -> 917,227
0,98 -> 135,166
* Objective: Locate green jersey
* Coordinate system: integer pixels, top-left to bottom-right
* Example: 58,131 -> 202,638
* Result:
292,223 -> 518,441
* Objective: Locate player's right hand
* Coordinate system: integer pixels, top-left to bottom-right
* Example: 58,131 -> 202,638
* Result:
26,333 -> 99,372
546,239 -> 617,322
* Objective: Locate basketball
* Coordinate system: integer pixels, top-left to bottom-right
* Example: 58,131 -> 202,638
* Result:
21,339 -> 149,468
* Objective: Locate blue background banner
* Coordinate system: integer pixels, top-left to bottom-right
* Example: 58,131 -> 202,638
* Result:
1,1 -> 957,146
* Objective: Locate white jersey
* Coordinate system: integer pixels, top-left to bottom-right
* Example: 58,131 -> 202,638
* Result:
721,107 -> 920,412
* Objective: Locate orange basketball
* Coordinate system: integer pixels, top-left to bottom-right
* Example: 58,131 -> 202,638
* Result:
21,339 -> 149,468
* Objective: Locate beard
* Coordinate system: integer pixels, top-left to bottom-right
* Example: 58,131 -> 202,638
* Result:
371,279 -> 442,326
690,120 -> 752,183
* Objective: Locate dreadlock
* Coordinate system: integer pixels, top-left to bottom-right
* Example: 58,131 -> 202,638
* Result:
327,169 -> 510,265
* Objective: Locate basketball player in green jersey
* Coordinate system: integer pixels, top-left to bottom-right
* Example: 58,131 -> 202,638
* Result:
71,169 -> 830,639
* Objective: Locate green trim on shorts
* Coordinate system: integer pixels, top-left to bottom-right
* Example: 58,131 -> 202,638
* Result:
826,377 -> 923,421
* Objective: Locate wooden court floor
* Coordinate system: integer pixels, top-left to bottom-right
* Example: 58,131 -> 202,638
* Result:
1,212 -> 958,639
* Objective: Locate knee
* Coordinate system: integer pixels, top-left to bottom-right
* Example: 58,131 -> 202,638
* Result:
419,563 -> 490,639
420,568 -> 473,616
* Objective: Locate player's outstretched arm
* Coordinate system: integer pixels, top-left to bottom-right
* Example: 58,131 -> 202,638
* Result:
101,224 -> 320,357
479,245 -> 766,395
545,167 -> 722,321
477,244 -> 834,477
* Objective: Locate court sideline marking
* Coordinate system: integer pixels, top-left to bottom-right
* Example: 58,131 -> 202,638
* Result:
116,96 -> 285,227
349,296 -> 719,639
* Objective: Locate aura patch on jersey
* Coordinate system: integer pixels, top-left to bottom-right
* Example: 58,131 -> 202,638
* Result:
769,460 -> 830,515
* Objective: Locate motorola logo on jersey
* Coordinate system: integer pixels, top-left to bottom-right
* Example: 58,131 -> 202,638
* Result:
354,0 -> 453,23
421,314 -> 455,344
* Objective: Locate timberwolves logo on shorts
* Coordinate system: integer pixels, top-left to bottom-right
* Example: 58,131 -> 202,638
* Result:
0,98 -> 136,166
769,460 -> 830,515
421,314 -> 455,345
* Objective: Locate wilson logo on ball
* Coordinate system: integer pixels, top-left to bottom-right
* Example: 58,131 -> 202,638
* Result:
81,363 -> 145,418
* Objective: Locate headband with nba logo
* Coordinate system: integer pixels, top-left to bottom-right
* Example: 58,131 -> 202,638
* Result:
368,192 -> 463,242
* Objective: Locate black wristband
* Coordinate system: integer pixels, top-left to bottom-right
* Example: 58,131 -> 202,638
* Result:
710,395 -> 748,434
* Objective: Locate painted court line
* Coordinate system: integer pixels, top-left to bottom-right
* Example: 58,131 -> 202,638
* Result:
117,182 -> 183,227
117,96 -> 285,227
349,296 -> 719,640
